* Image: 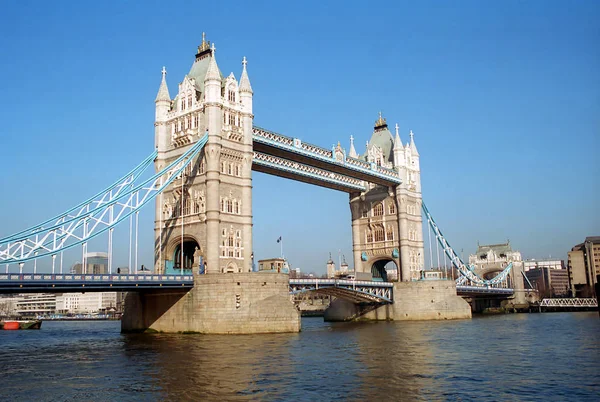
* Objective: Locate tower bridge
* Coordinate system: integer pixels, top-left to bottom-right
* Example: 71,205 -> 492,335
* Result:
0,35 -> 525,333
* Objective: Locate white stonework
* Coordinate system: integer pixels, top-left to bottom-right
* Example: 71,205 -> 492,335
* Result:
153,35 -> 253,275
348,114 -> 424,281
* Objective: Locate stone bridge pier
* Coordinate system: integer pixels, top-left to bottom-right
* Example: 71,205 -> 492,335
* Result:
324,280 -> 471,321
123,37 -> 300,334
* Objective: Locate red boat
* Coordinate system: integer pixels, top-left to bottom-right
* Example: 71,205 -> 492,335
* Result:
0,320 -> 42,330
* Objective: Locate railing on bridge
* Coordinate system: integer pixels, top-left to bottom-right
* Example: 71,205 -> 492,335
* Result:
289,278 -> 393,304
456,285 -> 514,297
252,126 -> 402,185
253,151 -> 365,192
0,274 -> 194,293
539,298 -> 598,308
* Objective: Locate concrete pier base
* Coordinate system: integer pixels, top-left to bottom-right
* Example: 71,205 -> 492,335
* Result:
121,273 -> 300,334
324,280 -> 471,322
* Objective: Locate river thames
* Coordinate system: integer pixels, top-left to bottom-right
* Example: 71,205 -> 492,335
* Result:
1,312 -> 598,401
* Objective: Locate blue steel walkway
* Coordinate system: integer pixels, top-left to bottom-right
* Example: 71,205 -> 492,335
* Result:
0,273 -> 193,293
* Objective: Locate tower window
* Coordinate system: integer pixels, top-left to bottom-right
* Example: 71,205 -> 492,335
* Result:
389,203 -> 396,215
374,225 -> 385,242
373,203 -> 384,217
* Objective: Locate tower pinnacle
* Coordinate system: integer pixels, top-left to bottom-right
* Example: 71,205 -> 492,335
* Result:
409,130 -> 419,156
374,112 -> 387,130
348,135 -> 358,158
393,123 -> 402,150
239,56 -> 253,94
204,43 -> 221,82
196,32 -> 211,57
155,66 -> 171,102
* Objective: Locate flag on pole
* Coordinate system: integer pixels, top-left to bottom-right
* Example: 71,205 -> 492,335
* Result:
277,236 -> 282,243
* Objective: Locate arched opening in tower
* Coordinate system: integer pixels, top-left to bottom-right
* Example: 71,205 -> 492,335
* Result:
173,240 -> 200,272
371,260 -> 399,282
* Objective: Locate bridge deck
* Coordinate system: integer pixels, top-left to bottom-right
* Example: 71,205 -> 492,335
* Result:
0,274 -> 516,301
0,274 -> 193,293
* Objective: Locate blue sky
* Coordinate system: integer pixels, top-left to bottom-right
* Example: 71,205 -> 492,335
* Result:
0,1 -> 598,274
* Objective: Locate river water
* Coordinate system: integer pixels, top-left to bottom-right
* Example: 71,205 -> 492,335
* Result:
1,313 -> 598,401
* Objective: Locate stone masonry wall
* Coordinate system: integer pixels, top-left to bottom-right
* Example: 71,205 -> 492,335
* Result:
324,280 -> 471,321
122,273 -> 300,334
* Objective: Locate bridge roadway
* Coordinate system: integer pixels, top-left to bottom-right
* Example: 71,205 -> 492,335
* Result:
0,274 -> 514,301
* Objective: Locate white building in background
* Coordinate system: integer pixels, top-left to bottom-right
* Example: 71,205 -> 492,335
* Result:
523,259 -> 565,272
56,292 -> 118,314
15,294 -> 57,317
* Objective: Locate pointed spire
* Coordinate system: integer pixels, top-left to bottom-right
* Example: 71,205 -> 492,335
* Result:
327,252 -> 334,264
155,66 -> 171,102
393,123 -> 402,150
374,111 -> 387,130
239,56 -> 253,94
348,135 -> 358,158
409,130 -> 419,155
204,43 -> 221,82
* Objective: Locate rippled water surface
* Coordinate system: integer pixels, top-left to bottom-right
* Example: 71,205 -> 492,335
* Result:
1,313 -> 599,401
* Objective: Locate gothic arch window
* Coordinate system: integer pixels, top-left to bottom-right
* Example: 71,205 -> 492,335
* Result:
228,163 -> 233,175
235,164 -> 240,177
183,197 -> 190,216
389,202 -> 396,215
220,198 -> 225,212
226,199 -> 233,213
374,225 -> 385,242
386,225 -> 394,241
366,229 -> 373,243
228,89 -> 236,102
373,203 -> 384,217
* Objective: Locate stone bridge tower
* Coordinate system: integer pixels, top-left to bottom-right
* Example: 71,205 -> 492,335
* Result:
349,114 -> 424,281
153,35 -> 254,275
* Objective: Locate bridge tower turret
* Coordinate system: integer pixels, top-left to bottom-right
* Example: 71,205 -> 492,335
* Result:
154,66 -> 171,154
238,56 -> 254,271
203,43 -> 224,274
393,123 -> 404,168
395,129 -> 424,281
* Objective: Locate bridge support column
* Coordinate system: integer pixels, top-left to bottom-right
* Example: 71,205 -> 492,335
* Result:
121,273 -> 300,334
324,280 -> 471,322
